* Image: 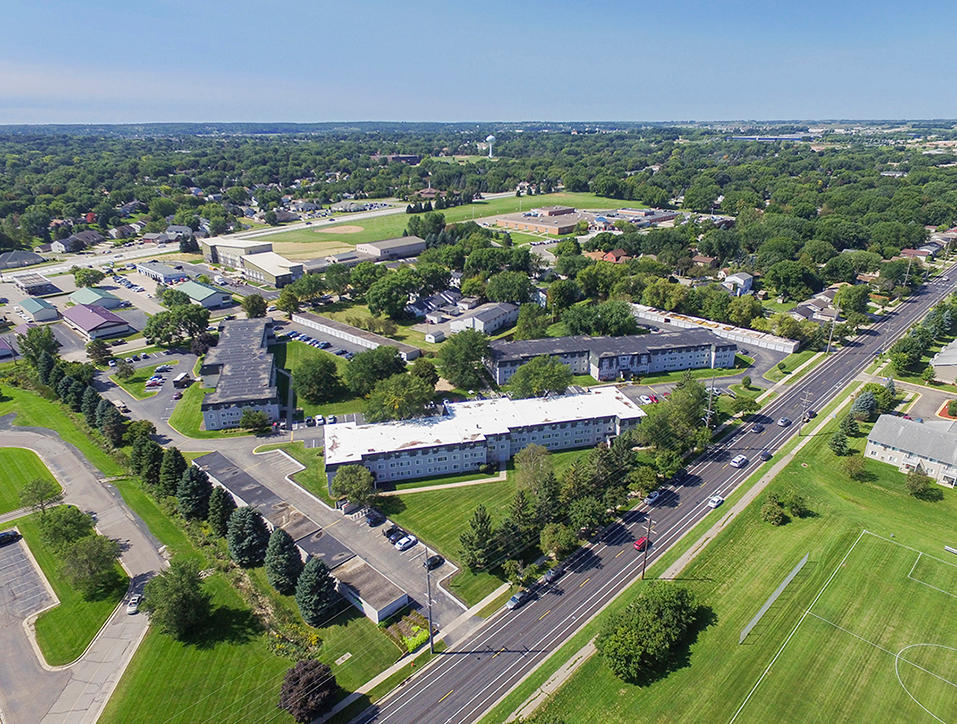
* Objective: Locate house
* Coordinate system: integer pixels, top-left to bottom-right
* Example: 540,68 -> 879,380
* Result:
603,249 -> 632,264
69,286 -> 123,309
721,272 -> 753,296
0,250 -> 44,270
457,296 -> 481,311
165,225 -> 194,240
900,248 -> 932,260
51,237 -> 85,254
141,233 -> 171,245
272,209 -> 300,223
865,415 -> 957,487
18,297 -> 59,322
178,280 -> 233,309
136,261 -> 189,284
449,302 -> 519,335
930,339 -> 957,383
692,254 -> 717,268
355,236 -> 427,260
108,225 -> 135,240
62,304 -> 131,340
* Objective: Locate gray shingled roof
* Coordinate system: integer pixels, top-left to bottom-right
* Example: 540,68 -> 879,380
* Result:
867,414 -> 957,467
489,329 -> 733,363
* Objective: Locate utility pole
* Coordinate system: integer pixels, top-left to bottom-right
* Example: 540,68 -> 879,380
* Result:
640,515 -> 652,580
705,371 -> 716,427
825,319 -> 836,355
425,545 -> 435,653
903,255 -> 913,288
801,388 -> 813,423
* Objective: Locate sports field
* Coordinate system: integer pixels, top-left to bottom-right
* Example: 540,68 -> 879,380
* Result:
732,531 -> 956,723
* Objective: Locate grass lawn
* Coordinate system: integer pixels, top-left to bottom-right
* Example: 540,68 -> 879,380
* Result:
110,360 -> 180,400
484,387 -> 956,724
392,468 -> 495,491
167,382 -> 251,439
311,301 -> 440,352
639,354 -> 754,386
763,348 -> 817,383
0,447 -> 60,514
271,340 -> 366,418
269,441 -> 333,504
0,386 -> 125,476
2,511 -> 128,666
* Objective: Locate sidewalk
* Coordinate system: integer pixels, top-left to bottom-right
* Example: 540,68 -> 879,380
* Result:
378,468 -> 508,496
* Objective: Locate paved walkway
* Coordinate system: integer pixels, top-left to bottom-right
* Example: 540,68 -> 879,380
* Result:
0,426 -> 166,724
378,468 -> 508,496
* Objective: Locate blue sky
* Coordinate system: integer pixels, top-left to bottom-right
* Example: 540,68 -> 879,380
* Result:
2,0 -> 954,123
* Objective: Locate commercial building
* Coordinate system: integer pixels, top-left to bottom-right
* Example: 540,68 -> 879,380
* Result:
11,272 -> 58,296
292,311 -> 420,361
355,236 -> 427,260
488,330 -> 737,384
324,387 -> 645,485
865,415 -> 957,487
200,238 -> 273,268
200,319 -> 279,431
240,251 -> 304,287
69,286 -> 123,309
62,304 -> 131,340
0,337 -> 15,359
18,297 -> 59,322
496,210 -> 587,236
930,339 -> 957,384
178,280 -> 233,309
631,304 -> 800,353
136,261 -> 189,284
449,302 -> 518,335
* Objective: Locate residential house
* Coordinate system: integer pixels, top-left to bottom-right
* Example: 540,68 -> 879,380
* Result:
721,272 -> 753,296
449,302 -> 519,335
0,250 -> 44,270
931,339 -> 957,383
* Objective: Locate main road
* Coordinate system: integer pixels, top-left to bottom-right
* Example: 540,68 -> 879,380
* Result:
357,266 -> 957,724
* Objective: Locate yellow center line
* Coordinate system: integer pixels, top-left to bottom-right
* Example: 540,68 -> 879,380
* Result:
538,609 -> 551,620
579,577 -> 590,588
438,690 -> 454,704
615,550 -> 624,558
492,647 -> 505,658
324,520 -> 340,528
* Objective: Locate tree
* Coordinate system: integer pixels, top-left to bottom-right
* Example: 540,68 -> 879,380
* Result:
81,385 -> 101,425
741,375 -> 752,389
828,430 -> 849,456
761,499 -> 787,525
331,465 -> 376,507
177,466 -> 213,521
366,275 -> 412,319
840,415 -> 860,436
158,447 -> 188,497
514,443 -> 552,491
242,293 -> 267,318
98,404 -> 126,447
265,528 -> 305,595
513,304 -> 551,341
86,339 -> 111,364
843,453 -> 866,480
240,409 -> 272,433
161,288 -> 192,308
349,261 -> 388,296
505,355 -> 573,399
728,295 -> 763,328
731,396 -> 760,416
36,350 -> 56,384
207,486 -> 237,537
324,264 -> 352,297
540,522 -> 578,559
595,583 -> 698,683
278,660 -> 339,723
834,284 -> 871,316
546,279 -> 581,318
850,390 -> 878,421
19,477 -> 62,515
295,558 -> 339,626
569,496 -> 605,537
409,358 -> 439,389
124,419 -> 155,446
16,325 -> 60,367
71,266 -> 105,287
905,470 -> 941,501
62,534 -> 122,599
114,359 -> 135,380
276,287 -> 301,316
922,366 -> 936,384
37,505 -> 94,551
343,346 -> 406,396
293,356 -> 341,404
364,373 -> 433,422
226,506 -> 270,568
486,271 -> 533,304
459,504 -> 495,571
437,329 -> 491,389
139,441 -> 164,489
534,472 -> 561,527
142,558 -> 211,639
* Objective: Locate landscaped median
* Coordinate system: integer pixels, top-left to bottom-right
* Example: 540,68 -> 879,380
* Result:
0,446 -> 61,515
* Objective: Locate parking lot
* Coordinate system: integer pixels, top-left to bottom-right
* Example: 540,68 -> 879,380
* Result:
276,319 -> 371,359
0,535 -> 55,620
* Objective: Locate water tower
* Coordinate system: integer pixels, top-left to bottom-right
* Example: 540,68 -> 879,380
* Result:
486,134 -> 495,158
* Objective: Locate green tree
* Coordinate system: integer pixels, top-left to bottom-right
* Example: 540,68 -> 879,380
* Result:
364,373 -> 433,422
349,261 -> 387,296
459,504 -> 495,571
330,465 -> 376,507
539,522 -> 578,559
161,288 -> 192,308
485,271 -> 532,304
86,339 -> 112,364
81,385 -> 101,425
843,453 -> 867,480
514,443 -> 552,491
142,558 -> 212,640
850,390 -> 878,421
534,472 -> 561,527
343,346 -> 406,396
98,405 -> 126,447
828,430 -> 849,456
295,558 -> 339,626
732,396 -> 760,416
239,409 -> 272,433
279,660 -> 340,723
569,496 -> 605,537
437,329 -> 491,389
241,293 -> 267,318
19,477 -> 62,515
546,279 -> 580,319
323,264 -> 352,297
158,447 -> 187,497
264,528 -> 305,595
71,266 -> 106,287
276,287 -> 301,316
506,355 -> 573,399
16,325 -> 60,367
177,466 -> 212,521
761,499 -> 787,525
293,355 -> 341,404
226,506 -> 270,568
366,275 -> 412,319
37,505 -> 94,551
409,357 -> 439,389
61,534 -> 122,599
513,304 -> 551,340
114,359 -> 135,380
905,470 -> 942,501
839,415 -> 860,436
139,441 -> 164,489
834,284 -> 871,316
207,487 -> 237,537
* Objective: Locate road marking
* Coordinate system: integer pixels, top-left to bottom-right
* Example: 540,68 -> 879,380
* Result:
492,647 -> 505,659
615,550 -> 624,558
324,520 -> 340,529
579,577 -> 590,588
538,609 -> 551,621
437,690 -> 454,704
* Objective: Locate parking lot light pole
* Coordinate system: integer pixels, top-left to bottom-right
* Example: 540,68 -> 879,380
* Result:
425,545 -> 435,653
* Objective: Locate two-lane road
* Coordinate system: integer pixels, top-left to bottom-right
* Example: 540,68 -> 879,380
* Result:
359,268 -> 957,724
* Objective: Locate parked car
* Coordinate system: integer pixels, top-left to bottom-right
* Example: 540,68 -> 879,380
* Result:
314,415 -> 325,426
506,589 -> 531,610
639,395 -> 653,405
126,594 -> 141,615
543,566 -> 565,583
387,527 -> 406,543
304,417 -> 316,427
327,415 -> 337,424
365,509 -> 385,527
383,524 -> 401,539
707,495 -> 724,509
633,536 -> 650,552
394,535 -> 418,551
108,359 -> 117,367
0,530 -> 22,547
777,417 -> 792,427
423,555 -> 444,570
759,450 -> 772,461
649,394 -> 659,403
644,490 -> 661,505
730,454 -> 749,468
172,391 -> 183,400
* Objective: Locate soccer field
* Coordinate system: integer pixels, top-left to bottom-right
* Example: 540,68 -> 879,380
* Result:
733,531 -> 957,724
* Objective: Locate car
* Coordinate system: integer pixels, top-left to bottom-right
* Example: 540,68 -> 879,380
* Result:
333,348 -> 347,356
365,509 -> 385,526
108,359 -> 117,367
314,415 -> 325,425
382,524 -> 400,538
777,417 -> 792,427
394,535 -> 418,551
543,566 -> 565,583
644,490 -> 661,505
387,527 -> 406,543
304,416 -> 316,426
506,589 -> 531,610
125,357 -> 134,363
126,594 -> 141,615
327,415 -> 337,424
730,454 -> 749,468
140,353 -> 149,359
759,450 -> 772,461
131,354 -> 140,361
707,495 -> 724,509
649,394 -> 659,403
633,536 -> 650,552
344,352 -> 355,360
172,391 -> 183,400
752,423 -> 765,433
0,530 -> 22,547
423,555 -> 445,570
318,341 -> 331,349
804,409 -> 816,420
639,395 -> 653,405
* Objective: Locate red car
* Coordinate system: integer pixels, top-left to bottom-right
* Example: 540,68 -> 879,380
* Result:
633,536 -> 649,552
649,394 -> 659,403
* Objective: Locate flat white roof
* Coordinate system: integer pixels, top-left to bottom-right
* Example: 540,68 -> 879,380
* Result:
243,251 -> 301,276
324,386 -> 644,467
205,238 -> 273,250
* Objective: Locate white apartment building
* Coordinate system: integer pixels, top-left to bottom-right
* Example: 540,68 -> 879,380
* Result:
865,415 -> 957,487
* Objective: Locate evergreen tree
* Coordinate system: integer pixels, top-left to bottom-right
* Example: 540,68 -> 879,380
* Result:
850,390 -> 878,421
36,351 -> 56,384
459,504 -> 495,572
68,378 -> 86,411
534,472 -> 561,527
47,364 -> 65,391
207,487 -> 237,537
828,430 -> 849,456
839,415 -> 860,437
884,377 -> 896,396
177,466 -> 212,520
56,374 -> 74,401
226,506 -> 270,568
158,447 -> 187,497
295,557 -> 338,626
264,528 -> 304,595
95,397 -> 112,428
81,386 -> 100,426
509,490 -> 535,546
140,442 -> 164,489
98,405 -> 126,447
129,434 -> 151,473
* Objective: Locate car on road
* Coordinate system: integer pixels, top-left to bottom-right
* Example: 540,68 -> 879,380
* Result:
639,395 -> 653,405
759,450 -> 772,461
506,589 -> 531,610
803,409 -> 816,421
365,509 -> 385,527
394,535 -> 418,551
707,495 -> 724,509
543,566 -> 565,583
751,423 -> 765,433
633,536 -> 650,552
126,594 -> 141,614
644,490 -> 661,505
777,417 -> 792,427
172,391 -> 183,400
730,454 -> 749,468
0,530 -> 22,547
423,555 -> 444,570
108,359 -> 117,367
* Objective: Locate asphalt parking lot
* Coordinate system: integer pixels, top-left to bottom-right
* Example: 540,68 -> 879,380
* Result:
0,536 -> 55,620
277,320 -> 371,357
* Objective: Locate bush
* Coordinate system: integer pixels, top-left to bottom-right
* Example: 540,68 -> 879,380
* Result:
278,660 -> 339,723
905,470 -> 943,501
761,500 -> 787,526
948,399 -> 957,417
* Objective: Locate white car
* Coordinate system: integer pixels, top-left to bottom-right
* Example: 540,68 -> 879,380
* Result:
639,395 -> 653,405
730,454 -> 749,468
707,495 -> 724,509
644,490 -> 661,505
126,594 -> 141,614
394,535 -> 418,551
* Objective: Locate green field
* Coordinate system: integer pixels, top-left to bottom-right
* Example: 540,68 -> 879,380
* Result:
167,381 -> 251,439
488,389 -> 956,724
638,354 -> 755,386
0,447 -> 60,514
110,360 -> 180,400
2,511 -> 127,666
764,349 -> 818,383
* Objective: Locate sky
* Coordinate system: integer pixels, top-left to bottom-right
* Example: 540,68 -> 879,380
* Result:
2,0 -> 956,124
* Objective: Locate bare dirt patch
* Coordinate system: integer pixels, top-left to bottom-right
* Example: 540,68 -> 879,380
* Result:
316,224 -> 364,234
